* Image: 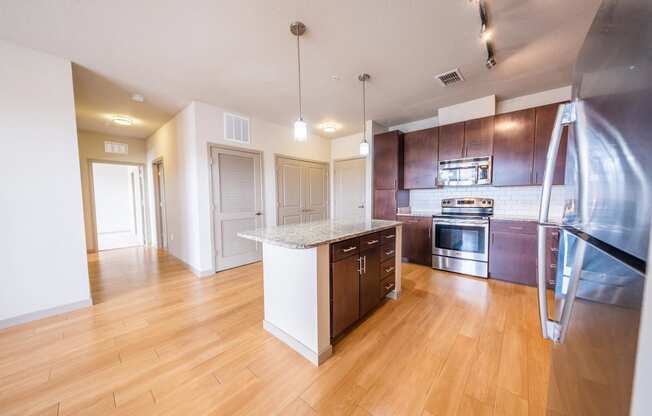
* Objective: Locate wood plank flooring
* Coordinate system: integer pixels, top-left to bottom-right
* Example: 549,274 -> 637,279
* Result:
0,247 -> 557,415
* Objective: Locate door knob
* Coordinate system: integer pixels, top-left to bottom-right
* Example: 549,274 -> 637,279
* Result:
358,205 -> 365,208
255,212 -> 263,216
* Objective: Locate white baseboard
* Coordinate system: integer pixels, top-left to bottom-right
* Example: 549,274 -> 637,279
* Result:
166,252 -> 214,278
0,299 -> 92,330
263,320 -> 333,366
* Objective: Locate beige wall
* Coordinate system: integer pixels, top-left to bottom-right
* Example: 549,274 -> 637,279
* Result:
77,130 -> 148,252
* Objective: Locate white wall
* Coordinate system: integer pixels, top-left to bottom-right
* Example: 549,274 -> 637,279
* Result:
78,130 -> 147,252
496,86 -> 571,114
388,115 -> 438,134
438,95 -> 496,125
0,41 -> 90,327
146,101 -> 331,276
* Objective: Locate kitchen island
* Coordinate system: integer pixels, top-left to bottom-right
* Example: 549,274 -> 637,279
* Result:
238,219 -> 402,365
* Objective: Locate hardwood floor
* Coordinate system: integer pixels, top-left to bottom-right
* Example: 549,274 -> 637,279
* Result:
0,247 -> 556,415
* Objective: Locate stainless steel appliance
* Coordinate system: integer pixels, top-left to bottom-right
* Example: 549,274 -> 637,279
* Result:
432,197 -> 493,278
537,1 -> 650,413
437,156 -> 492,186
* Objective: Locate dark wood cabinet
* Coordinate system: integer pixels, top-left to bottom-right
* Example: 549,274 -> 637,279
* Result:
533,103 -> 568,185
438,122 -> 465,161
401,217 -> 432,266
331,254 -> 360,337
489,220 -> 537,286
330,228 -> 396,338
464,116 -> 494,158
403,128 -> 438,189
373,130 -> 403,190
492,109 -> 536,186
373,189 -> 398,220
373,131 -> 408,219
359,246 -> 380,317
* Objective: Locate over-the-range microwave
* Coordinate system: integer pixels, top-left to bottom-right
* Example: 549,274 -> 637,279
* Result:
436,156 -> 492,186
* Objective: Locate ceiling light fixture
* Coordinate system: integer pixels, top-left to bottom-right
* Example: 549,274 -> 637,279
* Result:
478,0 -> 496,69
320,122 -> 338,133
131,93 -> 145,103
111,115 -> 133,126
358,73 -> 371,156
290,21 -> 308,142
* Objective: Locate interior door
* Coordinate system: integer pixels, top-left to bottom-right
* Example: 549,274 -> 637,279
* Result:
153,160 -> 168,249
276,157 -> 329,225
210,147 -> 263,271
334,158 -> 365,220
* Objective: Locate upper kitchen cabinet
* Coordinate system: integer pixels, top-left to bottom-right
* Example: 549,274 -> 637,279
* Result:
437,122 -> 465,161
373,130 -> 404,190
533,103 -> 568,185
463,116 -> 494,158
403,128 -> 438,189
492,108 -> 536,186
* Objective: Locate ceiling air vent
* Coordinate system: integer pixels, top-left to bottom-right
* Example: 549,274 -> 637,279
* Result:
104,141 -> 128,154
224,112 -> 251,144
435,68 -> 464,86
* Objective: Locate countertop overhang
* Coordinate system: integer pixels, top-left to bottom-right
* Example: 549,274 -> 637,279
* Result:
237,219 -> 402,249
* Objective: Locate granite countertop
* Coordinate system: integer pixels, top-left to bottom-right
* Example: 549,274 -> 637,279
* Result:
237,219 -> 403,249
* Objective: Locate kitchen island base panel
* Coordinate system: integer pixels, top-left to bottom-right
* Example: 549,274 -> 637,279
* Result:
262,320 -> 333,365
262,242 -> 331,366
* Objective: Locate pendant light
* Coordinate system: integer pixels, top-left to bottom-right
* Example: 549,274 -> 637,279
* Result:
290,21 -> 308,142
358,73 -> 370,156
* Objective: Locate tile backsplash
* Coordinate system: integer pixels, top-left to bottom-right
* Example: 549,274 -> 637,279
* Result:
409,185 -> 571,219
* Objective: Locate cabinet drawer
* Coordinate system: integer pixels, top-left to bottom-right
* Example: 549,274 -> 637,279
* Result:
490,219 -> 537,235
381,228 -> 397,244
331,238 -> 360,262
360,232 -> 381,251
380,244 -> 396,262
380,275 -> 396,298
381,258 -> 396,278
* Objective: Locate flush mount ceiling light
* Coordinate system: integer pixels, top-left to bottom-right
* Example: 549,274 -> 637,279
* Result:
111,115 -> 133,126
131,93 -> 145,103
290,21 -> 308,142
478,0 -> 496,69
358,73 -> 371,156
320,122 -> 338,133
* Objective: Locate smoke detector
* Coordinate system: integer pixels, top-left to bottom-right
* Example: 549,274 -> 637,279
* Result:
435,68 -> 464,86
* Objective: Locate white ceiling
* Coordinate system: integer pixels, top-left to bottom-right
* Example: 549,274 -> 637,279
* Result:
0,0 -> 600,139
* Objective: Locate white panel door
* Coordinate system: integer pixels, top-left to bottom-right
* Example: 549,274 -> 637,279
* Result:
276,157 -> 329,225
211,147 -> 263,271
334,158 -> 366,221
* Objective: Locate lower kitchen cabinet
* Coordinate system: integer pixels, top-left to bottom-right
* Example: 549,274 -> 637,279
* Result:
331,254 -> 360,337
330,228 -> 396,338
488,219 -> 559,287
401,217 -> 432,266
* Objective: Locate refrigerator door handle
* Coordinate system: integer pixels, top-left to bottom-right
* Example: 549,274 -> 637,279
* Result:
537,102 -> 576,341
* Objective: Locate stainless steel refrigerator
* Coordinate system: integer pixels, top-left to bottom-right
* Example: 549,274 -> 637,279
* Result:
537,0 -> 651,414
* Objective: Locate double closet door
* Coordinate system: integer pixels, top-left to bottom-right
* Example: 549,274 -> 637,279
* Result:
276,157 -> 329,225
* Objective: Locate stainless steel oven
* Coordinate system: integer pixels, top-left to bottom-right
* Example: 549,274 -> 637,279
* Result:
431,197 -> 493,278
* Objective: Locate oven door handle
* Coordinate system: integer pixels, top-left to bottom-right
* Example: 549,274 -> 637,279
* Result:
433,219 -> 488,226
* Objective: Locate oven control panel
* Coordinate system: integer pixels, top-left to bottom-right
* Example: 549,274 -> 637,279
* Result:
441,197 -> 494,208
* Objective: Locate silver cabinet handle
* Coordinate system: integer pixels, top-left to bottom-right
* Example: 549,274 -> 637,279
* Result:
357,256 -> 363,274
367,240 -> 379,245
384,282 -> 395,291
537,102 -> 575,342
384,266 -> 395,273
385,249 -> 394,256
385,234 -> 395,239
363,256 -> 367,274
508,226 -> 524,231
342,246 -> 357,252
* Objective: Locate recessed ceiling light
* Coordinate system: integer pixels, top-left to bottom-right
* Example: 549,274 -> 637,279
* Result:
131,93 -> 145,102
111,115 -> 133,126
320,122 -> 338,133
331,75 -> 341,81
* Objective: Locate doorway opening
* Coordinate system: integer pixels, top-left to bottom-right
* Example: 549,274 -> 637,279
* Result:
90,161 -> 145,251
152,159 -> 168,250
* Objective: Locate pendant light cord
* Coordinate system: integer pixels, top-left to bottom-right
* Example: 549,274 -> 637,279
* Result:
362,77 -> 366,140
296,31 -> 302,120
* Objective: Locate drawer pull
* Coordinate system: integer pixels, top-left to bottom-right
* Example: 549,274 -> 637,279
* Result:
385,249 -> 395,256
367,239 -> 379,245
342,246 -> 357,252
550,264 -> 557,268
384,266 -> 395,273
385,234 -> 395,239
508,226 -> 523,231
384,283 -> 395,291
550,247 -> 559,252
